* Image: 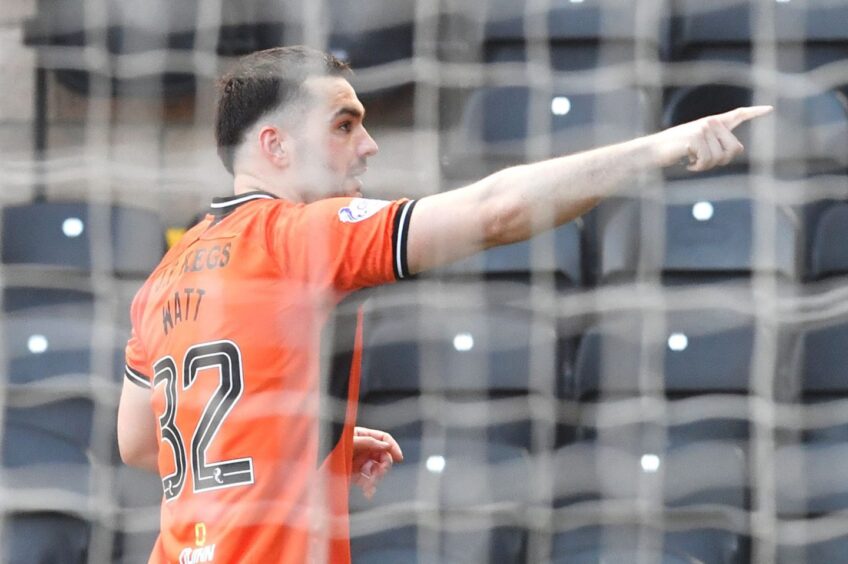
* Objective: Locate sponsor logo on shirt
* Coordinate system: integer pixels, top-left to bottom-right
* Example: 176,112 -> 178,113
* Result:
338,198 -> 390,224
179,544 -> 215,564
180,524 -> 214,563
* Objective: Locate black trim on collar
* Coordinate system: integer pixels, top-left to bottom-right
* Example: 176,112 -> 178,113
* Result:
210,189 -> 279,217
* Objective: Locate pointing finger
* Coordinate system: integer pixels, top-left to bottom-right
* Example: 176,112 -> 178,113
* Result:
719,105 -> 773,131
712,119 -> 745,164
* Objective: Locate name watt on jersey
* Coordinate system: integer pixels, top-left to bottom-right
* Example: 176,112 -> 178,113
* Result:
158,242 -> 232,336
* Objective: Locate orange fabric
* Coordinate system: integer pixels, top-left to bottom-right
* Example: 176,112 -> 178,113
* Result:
124,194 -> 413,563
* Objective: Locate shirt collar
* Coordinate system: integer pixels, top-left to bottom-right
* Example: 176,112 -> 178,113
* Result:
209,189 -> 279,217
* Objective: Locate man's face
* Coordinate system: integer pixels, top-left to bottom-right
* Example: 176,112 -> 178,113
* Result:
288,76 -> 379,201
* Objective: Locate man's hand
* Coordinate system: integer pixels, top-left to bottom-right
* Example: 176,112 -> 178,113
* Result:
651,105 -> 774,172
352,426 -> 404,499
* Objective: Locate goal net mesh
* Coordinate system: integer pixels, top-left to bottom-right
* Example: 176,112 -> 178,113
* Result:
2,0 -> 848,562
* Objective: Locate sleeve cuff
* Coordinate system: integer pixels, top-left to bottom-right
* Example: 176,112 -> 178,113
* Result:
391,199 -> 417,280
124,364 -> 152,389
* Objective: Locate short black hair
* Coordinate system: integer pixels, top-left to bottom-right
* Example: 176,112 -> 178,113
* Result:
215,45 -> 351,174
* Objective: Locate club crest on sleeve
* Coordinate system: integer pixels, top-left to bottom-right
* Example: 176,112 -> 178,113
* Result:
337,198 -> 391,224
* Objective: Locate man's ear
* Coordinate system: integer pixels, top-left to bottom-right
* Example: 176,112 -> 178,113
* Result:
258,125 -> 290,168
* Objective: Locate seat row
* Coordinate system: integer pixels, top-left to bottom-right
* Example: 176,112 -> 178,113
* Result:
347,430 -> 848,563
8,196 -> 848,284
22,0 -> 848,95
443,83 -> 848,180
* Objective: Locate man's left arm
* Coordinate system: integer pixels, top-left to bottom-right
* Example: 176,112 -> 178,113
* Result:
117,379 -> 159,473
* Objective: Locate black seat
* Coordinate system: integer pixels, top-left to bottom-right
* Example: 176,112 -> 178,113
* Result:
665,84 -> 848,177
439,222 -> 582,287
668,0 -> 755,64
552,524 -> 745,564
1,420 -> 91,500
776,429 -> 848,519
484,0 -> 646,64
3,289 -> 125,388
2,201 -> 165,277
777,533 -> 848,564
444,85 -> 648,179
807,202 -> 848,282
24,0 -> 200,97
326,0 -> 415,70
111,466 -> 162,564
574,308 -> 756,398
555,427 -> 747,504
592,195 -> 800,284
350,436 -> 530,564
1,512 -> 89,564
358,281 -> 562,447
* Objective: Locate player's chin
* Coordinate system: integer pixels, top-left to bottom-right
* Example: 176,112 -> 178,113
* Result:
343,176 -> 364,197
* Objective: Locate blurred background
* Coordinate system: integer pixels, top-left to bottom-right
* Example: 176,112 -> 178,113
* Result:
2,0 -> 848,562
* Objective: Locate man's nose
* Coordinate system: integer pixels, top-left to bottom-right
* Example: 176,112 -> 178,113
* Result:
359,128 -> 379,158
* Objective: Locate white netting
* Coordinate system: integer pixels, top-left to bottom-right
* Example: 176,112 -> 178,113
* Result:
3,0 -> 848,562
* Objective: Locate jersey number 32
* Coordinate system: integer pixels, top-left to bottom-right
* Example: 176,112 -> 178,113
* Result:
153,340 -> 254,501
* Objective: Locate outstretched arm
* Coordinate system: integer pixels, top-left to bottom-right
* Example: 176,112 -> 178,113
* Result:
406,106 -> 773,275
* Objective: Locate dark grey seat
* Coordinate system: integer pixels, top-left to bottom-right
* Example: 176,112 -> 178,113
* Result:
24,0 -> 199,96
574,308 -> 756,398
663,85 -> 848,177
593,195 -> 800,283
350,436 -> 530,564
1,512 -> 89,564
3,291 -> 125,388
552,525 -> 745,564
440,222 -> 582,287
445,85 -> 648,179
808,203 -> 848,282
2,201 -> 165,277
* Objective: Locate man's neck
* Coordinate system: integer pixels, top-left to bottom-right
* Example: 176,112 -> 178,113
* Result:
233,173 -> 302,203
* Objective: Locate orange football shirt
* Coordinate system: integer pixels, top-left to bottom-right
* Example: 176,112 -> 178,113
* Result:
124,190 -> 416,563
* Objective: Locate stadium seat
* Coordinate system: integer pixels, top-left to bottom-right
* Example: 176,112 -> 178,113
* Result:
775,433 -> 848,518
3,291 -> 125,388
350,436 -> 530,563
551,525 -> 745,564
592,195 -> 800,283
24,0 -> 200,96
777,535 -> 848,564
790,318 -> 848,401
1,420 -> 91,500
573,308 -> 755,398
483,0 -> 647,72
111,466 -> 162,564
670,0 -> 848,73
807,202 -> 848,281
775,429 -> 848,562
358,283 -> 563,451
553,431 -> 748,510
217,1 -> 416,74
664,85 -> 848,177
444,85 -> 649,178
1,512 -> 89,564
2,286 -> 95,312
326,0 -> 415,70
437,221 -> 582,286
1,201 -> 166,277
360,286 -> 560,398
667,0 -> 755,63
5,397 -> 93,448
484,0 -> 642,44
352,544 -> 441,564
355,526 -> 525,564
